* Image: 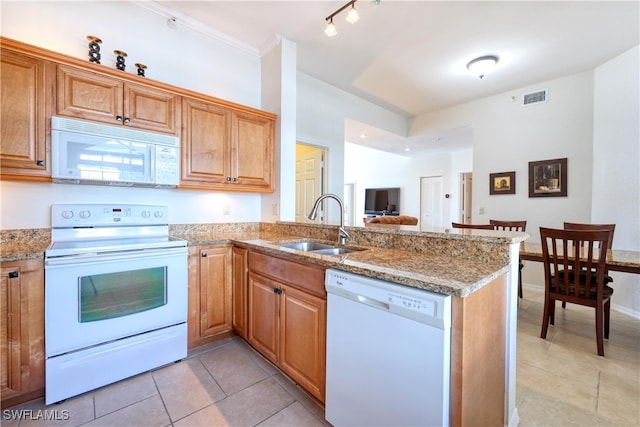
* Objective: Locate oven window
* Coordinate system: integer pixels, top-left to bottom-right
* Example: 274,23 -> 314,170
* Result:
79,267 -> 167,322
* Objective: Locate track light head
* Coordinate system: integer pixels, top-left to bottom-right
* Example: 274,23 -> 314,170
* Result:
325,17 -> 337,37
346,4 -> 359,23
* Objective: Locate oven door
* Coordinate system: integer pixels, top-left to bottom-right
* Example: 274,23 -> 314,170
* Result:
45,247 -> 187,357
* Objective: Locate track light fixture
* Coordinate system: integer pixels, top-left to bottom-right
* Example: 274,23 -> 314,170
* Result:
325,0 -> 359,37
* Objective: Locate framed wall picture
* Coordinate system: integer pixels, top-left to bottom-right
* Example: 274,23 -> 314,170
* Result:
489,171 -> 516,195
529,157 -> 567,197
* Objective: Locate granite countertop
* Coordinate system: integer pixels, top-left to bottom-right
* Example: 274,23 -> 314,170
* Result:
173,230 -> 509,297
1,227 -> 514,298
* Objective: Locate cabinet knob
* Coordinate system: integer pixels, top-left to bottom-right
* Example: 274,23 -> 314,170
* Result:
231,177 -> 237,182
201,252 -> 207,257
8,271 -> 19,279
116,115 -> 123,122
226,177 -> 232,182
36,160 -> 45,166
273,287 -> 282,295
124,117 -> 131,123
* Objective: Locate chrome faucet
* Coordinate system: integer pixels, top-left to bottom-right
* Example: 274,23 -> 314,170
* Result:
307,194 -> 349,245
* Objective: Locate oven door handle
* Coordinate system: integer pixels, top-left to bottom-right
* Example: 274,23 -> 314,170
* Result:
45,247 -> 187,267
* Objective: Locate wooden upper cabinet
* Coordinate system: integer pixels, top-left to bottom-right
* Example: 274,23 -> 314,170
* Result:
56,65 -> 179,135
180,96 -> 275,192
181,97 -> 231,186
232,111 -> 274,190
0,48 -> 52,180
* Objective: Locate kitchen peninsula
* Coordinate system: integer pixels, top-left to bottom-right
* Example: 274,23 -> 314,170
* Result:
1,221 -> 527,426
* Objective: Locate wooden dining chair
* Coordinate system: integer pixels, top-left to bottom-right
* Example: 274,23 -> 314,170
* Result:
560,222 -> 616,308
451,222 -> 495,230
539,227 -> 613,356
490,220 -> 527,298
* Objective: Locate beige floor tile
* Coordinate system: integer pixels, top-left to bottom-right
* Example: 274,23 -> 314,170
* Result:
10,393 -> 95,427
94,371 -> 158,417
257,401 -> 326,426
517,386 -> 612,427
0,392 -> 95,427
597,370 -> 640,426
152,357 -> 226,422
517,359 -> 598,411
83,394 -> 170,427
198,339 -> 270,395
270,372 -> 327,423
175,377 -> 295,427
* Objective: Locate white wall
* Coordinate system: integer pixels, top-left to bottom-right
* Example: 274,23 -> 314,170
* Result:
592,45 -> 640,317
1,1 -> 264,228
414,71 -> 596,239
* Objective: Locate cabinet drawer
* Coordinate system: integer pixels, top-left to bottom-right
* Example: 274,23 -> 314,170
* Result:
248,251 -> 326,298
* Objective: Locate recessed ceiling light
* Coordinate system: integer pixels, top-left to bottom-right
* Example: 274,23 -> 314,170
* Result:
359,133 -> 367,138
405,148 -> 411,152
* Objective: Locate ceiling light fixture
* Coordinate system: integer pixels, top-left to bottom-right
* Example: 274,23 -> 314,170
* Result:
325,17 -> 337,37
325,0 -> 360,37
345,3 -> 359,23
466,55 -> 499,79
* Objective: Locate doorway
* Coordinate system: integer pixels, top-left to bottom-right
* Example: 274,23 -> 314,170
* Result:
420,176 -> 443,229
460,172 -> 473,224
295,143 -> 326,223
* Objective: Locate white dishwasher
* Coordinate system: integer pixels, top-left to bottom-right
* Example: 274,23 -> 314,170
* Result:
325,269 -> 452,427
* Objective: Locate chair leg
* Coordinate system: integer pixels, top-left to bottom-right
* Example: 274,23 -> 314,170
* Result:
541,298 -> 553,338
518,267 -> 523,299
595,304 -> 605,356
550,299 -> 555,325
604,300 -> 611,340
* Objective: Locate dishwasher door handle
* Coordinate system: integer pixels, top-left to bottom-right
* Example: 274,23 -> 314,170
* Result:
357,294 -> 389,311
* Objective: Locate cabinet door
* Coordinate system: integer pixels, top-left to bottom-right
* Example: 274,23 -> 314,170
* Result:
187,245 -> 232,349
231,111 -> 274,191
57,65 -> 179,134
0,259 -> 44,407
180,97 -> 231,186
232,247 -> 248,339
0,49 -> 50,179
199,246 -> 232,338
247,272 -> 279,364
280,284 -> 326,402
57,64 -> 123,124
124,82 -> 179,134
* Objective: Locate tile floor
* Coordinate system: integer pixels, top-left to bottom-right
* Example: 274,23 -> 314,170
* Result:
4,284 -> 639,426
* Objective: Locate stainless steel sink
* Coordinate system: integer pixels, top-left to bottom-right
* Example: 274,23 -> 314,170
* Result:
278,241 -> 364,255
312,247 -> 361,255
279,241 -> 337,251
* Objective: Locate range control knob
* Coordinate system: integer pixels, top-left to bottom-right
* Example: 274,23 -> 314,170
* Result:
61,210 -> 74,219
141,210 -> 151,218
154,210 -> 163,218
79,210 -> 91,219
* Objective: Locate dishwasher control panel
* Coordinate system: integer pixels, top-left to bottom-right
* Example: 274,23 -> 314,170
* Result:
325,269 -> 451,329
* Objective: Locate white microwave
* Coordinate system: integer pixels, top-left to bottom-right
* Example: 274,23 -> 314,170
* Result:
51,116 -> 180,188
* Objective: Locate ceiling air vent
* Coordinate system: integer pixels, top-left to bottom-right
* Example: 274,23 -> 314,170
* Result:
523,89 -> 548,106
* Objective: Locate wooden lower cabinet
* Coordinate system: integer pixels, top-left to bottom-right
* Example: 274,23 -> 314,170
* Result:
231,247 -> 249,340
450,273 -> 507,426
247,251 -> 326,403
0,259 -> 45,408
187,245 -> 233,349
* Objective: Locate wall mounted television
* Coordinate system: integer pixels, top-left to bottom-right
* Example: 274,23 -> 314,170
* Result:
364,188 -> 400,216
